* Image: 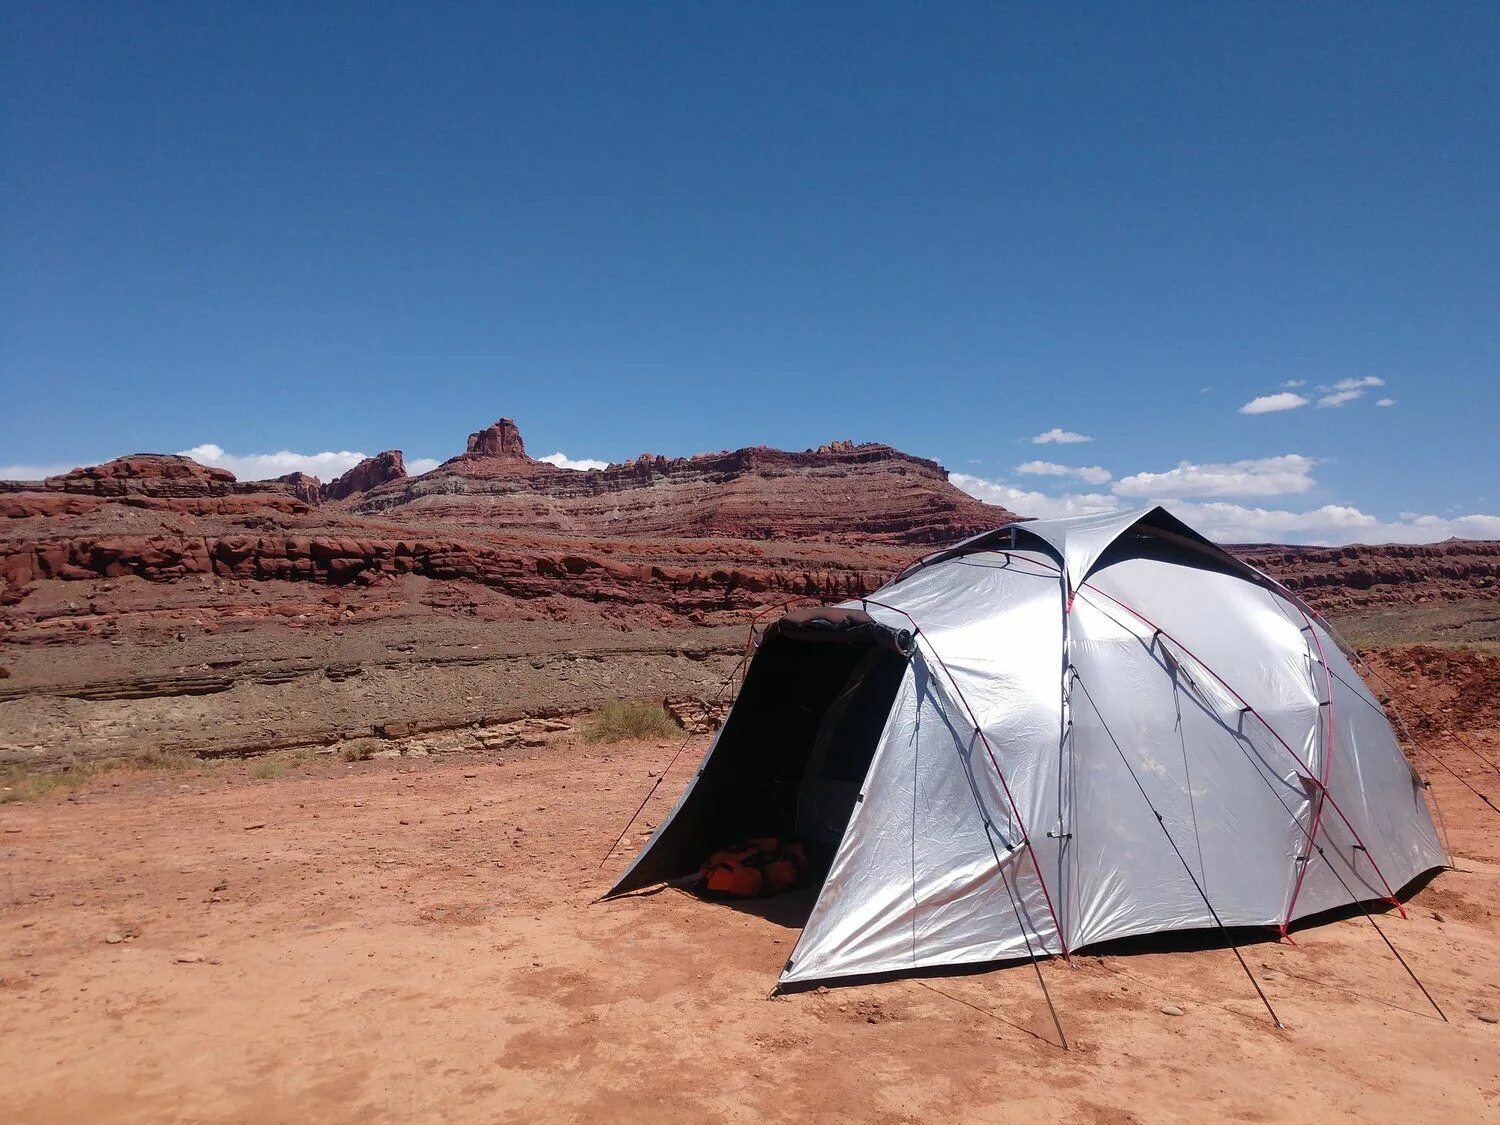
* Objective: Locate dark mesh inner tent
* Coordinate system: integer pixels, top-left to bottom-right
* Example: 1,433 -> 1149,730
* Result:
607,610 -> 911,897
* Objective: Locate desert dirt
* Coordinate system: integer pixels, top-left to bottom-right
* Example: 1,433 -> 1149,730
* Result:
2,679 -> 1498,1124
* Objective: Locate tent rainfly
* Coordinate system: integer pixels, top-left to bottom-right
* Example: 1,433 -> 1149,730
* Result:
606,507 -> 1446,993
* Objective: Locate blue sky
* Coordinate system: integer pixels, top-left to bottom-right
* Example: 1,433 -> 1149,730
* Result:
3,3 -> 1496,543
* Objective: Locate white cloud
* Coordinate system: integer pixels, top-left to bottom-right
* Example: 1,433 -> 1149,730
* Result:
5,446 -> 442,484
1317,390 -> 1362,408
1030,428 -> 1094,445
1239,392 -> 1309,414
0,462 -> 85,480
1375,398 -> 1397,408
1112,454 -> 1318,499
1015,460 -> 1112,485
1168,502 -> 1500,545
178,443 -> 369,481
952,472 -> 1500,545
1280,379 -> 1306,388
537,451 -> 609,472
1316,376 -> 1384,408
951,473 -> 1119,520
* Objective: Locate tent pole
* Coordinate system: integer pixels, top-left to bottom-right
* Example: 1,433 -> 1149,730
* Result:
1248,572 -> 1497,818
1073,584 -> 1408,916
1328,663 -> 1471,854
1074,590 -> 1452,1020
1071,673 -> 1286,1030
1279,608 -> 1339,934
1255,576 -> 1500,778
1222,725 -> 1450,1022
1018,553 -> 1414,907
861,596 -> 1073,962
965,758 -> 1070,1050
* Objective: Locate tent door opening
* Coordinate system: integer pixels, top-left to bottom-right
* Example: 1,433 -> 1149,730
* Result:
607,629 -> 908,899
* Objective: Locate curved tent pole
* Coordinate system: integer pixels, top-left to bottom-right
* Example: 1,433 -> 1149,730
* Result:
1007,549 -> 1411,915
1249,568 -> 1500,779
1071,582 -> 1407,917
1279,600 -> 1339,936
1068,582 -> 1452,1020
1228,568 -> 1497,814
1073,586 -> 1449,1020
861,595 -> 1071,1050
860,597 -> 1072,962
990,553 -> 1406,908
1209,692 -> 1451,1022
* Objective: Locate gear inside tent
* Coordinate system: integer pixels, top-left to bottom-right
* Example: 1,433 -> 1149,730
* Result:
605,507 -> 1447,994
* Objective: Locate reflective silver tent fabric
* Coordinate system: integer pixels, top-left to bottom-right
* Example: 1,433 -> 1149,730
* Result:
614,508 -> 1446,988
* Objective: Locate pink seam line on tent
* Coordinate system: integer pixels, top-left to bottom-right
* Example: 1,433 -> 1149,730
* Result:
992,550 -> 1408,915
1071,583 -> 1406,918
1279,597 -> 1343,935
1241,567 -> 1407,923
860,596 -> 1073,962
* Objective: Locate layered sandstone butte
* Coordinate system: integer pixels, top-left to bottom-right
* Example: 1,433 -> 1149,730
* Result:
350,420 -> 1000,545
463,417 -> 529,460
0,455 -> 311,519
1,417 -> 1495,644
0,417 -> 1015,636
1236,540 -> 1500,615
321,451 -> 407,502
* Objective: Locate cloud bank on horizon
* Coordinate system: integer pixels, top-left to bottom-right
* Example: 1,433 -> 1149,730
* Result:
952,380 -> 1499,543
177,445 -> 445,480
951,468 -> 1500,544
537,451 -> 610,471
3,379 -> 1496,546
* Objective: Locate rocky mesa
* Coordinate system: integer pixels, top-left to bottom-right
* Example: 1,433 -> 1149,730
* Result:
0,418 -> 1014,641
1,416 -> 1496,646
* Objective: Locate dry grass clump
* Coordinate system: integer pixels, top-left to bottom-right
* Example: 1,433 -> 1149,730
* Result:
0,762 -> 100,803
581,700 -> 682,744
249,751 -> 308,780
341,738 -> 383,762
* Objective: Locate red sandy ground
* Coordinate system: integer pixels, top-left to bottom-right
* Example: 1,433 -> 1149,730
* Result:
2,716 -> 1497,1123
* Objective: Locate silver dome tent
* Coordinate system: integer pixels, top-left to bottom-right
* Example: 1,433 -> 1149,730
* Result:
606,508 -> 1445,993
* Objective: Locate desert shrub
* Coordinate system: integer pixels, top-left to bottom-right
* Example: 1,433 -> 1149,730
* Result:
0,762 -> 99,802
249,751 -> 306,780
341,738 -> 382,762
581,700 -> 682,744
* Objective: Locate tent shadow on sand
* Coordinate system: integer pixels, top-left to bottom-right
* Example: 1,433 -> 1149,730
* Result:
756,867 -> 1441,997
